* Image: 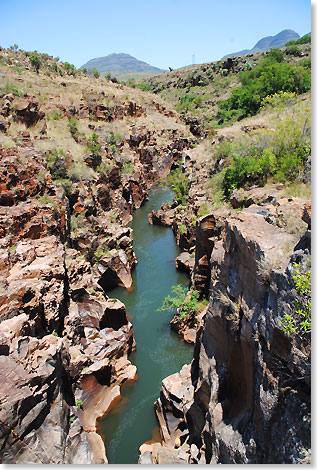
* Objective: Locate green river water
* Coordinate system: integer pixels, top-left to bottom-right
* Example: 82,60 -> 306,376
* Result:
98,187 -> 194,464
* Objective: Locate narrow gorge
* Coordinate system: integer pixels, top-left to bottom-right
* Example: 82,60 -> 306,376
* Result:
0,40 -> 311,465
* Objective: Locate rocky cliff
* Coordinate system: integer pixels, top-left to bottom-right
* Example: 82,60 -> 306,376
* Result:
139,197 -> 311,464
0,48 -> 194,463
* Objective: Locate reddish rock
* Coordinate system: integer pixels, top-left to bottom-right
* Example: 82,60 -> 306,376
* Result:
14,97 -> 45,127
148,204 -> 175,226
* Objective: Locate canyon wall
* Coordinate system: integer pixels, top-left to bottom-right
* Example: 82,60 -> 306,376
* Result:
140,198 -> 311,464
0,99 -> 192,463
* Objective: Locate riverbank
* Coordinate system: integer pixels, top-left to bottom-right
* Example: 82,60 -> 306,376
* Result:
97,187 -> 194,464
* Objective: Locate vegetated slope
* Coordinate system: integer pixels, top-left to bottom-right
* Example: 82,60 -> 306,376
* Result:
0,46 -> 193,464
80,53 -> 165,78
0,42 -> 311,465
138,42 -> 311,133
137,57 -> 311,465
222,29 -> 300,58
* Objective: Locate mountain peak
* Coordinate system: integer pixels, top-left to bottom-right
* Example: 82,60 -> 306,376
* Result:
223,29 -> 300,58
81,53 -> 165,78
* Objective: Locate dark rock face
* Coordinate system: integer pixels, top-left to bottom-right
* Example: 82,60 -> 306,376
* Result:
14,98 -> 45,127
140,200 -> 311,464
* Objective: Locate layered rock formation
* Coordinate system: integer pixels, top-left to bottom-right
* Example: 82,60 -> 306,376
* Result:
0,77 -> 193,463
140,198 -> 311,464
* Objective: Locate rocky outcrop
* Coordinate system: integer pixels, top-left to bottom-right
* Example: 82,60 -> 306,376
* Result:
0,146 -> 137,463
148,203 -> 175,226
0,75 -> 194,462
141,197 -> 311,464
175,251 -> 195,274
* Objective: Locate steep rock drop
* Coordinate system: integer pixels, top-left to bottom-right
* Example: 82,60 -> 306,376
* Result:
139,200 -> 311,464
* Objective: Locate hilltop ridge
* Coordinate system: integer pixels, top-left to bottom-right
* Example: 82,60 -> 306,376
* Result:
80,53 -> 165,78
222,29 -> 300,58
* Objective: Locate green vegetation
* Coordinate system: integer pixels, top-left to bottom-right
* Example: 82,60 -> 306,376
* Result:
38,195 -> 58,215
87,132 -> 102,160
136,83 -> 151,92
75,399 -> 83,408
165,167 -> 189,205
286,34 -> 311,46
0,83 -> 22,97
29,53 -> 41,73
158,285 -> 200,319
88,67 -> 100,78
121,161 -> 135,176
176,94 -> 203,112
215,99 -> 310,198
9,245 -> 16,255
45,148 -> 68,180
107,131 -> 123,154
179,224 -> 187,235
63,62 -> 76,75
285,44 -> 301,56
47,110 -> 62,120
281,259 -> 311,335
217,50 -> 311,124
70,213 -> 87,233
68,118 -> 79,141
94,244 -> 112,262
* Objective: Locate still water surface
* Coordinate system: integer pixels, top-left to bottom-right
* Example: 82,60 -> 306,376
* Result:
98,187 -> 193,464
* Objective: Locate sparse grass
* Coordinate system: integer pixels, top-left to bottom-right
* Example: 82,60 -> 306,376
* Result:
70,213 -> 87,233
94,244 -> 112,262
0,135 -> 15,148
68,162 -> 95,182
282,182 -> 311,199
38,194 -> 58,215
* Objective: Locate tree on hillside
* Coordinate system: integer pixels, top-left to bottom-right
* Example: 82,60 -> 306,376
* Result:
29,53 -> 41,73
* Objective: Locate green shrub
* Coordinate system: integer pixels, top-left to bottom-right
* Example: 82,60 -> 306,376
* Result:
217,103 -> 311,197
179,224 -> 187,235
68,117 -> 79,141
165,167 -> 189,205
281,259 -> 311,335
70,213 -> 87,233
136,83 -> 151,92
286,44 -> 301,56
63,62 -> 76,75
0,83 -> 22,97
217,51 -> 311,124
94,245 -> 112,262
222,148 -> 277,197
87,132 -> 102,158
88,67 -> 100,78
121,161 -> 135,176
176,94 -> 203,112
68,162 -> 95,182
286,34 -> 311,46
96,159 -> 112,174
260,91 -> 296,110
38,195 -> 58,214
45,148 -> 67,180
158,285 -> 200,319
29,53 -> 41,73
50,62 -> 58,72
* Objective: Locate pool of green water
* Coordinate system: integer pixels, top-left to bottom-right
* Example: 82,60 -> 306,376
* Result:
97,187 -> 194,464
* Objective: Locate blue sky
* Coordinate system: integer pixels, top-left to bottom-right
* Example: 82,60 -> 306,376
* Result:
0,0 -> 311,70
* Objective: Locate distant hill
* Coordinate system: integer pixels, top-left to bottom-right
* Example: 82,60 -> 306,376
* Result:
223,29 -> 300,58
80,53 -> 165,78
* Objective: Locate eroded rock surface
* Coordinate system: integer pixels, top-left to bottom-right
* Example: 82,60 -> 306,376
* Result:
140,198 -> 311,464
0,132 -> 188,463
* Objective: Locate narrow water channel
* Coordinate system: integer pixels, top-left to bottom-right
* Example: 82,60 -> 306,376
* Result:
98,187 -> 194,464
